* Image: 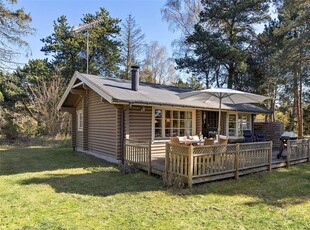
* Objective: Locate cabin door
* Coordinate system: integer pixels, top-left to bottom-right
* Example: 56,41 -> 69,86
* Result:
202,111 -> 219,138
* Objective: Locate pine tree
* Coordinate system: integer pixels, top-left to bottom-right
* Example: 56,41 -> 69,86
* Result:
0,0 -> 34,70
176,0 -> 270,89
41,8 -> 121,79
40,16 -> 84,79
273,0 -> 310,136
120,14 -> 145,80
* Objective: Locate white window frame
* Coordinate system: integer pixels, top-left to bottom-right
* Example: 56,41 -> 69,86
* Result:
152,107 -> 196,141
226,112 -> 252,137
77,109 -> 83,131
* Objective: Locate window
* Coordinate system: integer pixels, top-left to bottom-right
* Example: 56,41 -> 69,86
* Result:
77,110 -> 83,131
154,109 -> 193,139
238,114 -> 251,136
228,114 -> 236,136
227,113 -> 251,137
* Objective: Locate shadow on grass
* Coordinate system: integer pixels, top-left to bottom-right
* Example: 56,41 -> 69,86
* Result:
3,145 -> 309,207
0,146 -> 114,175
19,163 -> 310,207
20,169 -> 164,197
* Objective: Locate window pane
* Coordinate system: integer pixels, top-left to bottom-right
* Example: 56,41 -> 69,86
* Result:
229,129 -> 236,136
236,114 -> 251,137
165,118 -> 171,128
229,114 -> 236,121
173,111 -> 179,119
180,129 -> 185,136
180,120 -> 185,128
185,112 -> 192,119
155,109 -> 162,118
185,119 -> 192,129
78,112 -> 83,130
173,120 -> 178,128
165,110 -> 171,118
165,129 -> 172,137
180,111 -> 185,119
173,129 -> 179,137
155,119 -> 161,128
155,129 -> 162,137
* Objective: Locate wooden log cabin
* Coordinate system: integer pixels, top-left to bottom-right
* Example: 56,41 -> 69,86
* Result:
57,67 -> 273,164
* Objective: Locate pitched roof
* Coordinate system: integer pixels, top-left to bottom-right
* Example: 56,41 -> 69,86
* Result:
58,71 -> 271,114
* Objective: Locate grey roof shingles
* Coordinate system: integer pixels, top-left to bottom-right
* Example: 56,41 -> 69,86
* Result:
79,72 -> 271,114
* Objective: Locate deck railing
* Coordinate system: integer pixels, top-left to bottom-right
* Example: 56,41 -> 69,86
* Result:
165,141 -> 273,188
287,139 -> 310,166
165,139 -> 310,188
124,138 -> 152,175
123,138 -> 309,187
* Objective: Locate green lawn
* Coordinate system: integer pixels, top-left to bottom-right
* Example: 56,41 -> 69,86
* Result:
0,145 -> 309,229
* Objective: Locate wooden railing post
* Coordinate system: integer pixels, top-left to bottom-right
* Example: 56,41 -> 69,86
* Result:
287,140 -> 291,168
188,145 -> 194,188
268,141 -> 273,172
148,140 -> 152,175
164,142 -> 170,185
234,143 -> 239,180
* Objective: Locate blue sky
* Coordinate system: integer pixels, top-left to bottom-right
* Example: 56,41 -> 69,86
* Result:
16,0 -> 178,65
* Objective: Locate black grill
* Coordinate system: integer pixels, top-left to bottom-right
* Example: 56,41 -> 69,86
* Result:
277,132 -> 298,159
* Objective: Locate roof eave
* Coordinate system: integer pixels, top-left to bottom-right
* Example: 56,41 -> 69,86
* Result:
57,71 -> 115,111
78,73 -> 113,103
56,72 -> 79,111
111,99 -> 272,114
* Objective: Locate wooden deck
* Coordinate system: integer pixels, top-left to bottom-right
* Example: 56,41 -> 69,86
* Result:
124,139 -> 310,187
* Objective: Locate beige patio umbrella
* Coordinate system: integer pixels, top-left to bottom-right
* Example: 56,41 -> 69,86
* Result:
177,88 -> 268,141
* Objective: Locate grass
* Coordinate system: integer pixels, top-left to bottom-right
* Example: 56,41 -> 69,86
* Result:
0,145 -> 309,229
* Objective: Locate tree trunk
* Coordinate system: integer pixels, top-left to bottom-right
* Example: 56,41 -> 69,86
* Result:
297,68 -> 303,137
288,70 -> 298,131
125,41 -> 131,80
215,64 -> 220,88
270,97 -> 275,122
204,69 -> 209,89
227,64 -> 234,89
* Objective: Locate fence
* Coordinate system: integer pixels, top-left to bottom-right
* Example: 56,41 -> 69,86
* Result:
124,138 -> 152,175
123,138 -> 309,187
165,139 -> 309,188
287,139 -> 310,166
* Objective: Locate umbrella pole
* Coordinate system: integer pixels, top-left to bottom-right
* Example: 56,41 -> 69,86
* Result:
217,97 -> 222,142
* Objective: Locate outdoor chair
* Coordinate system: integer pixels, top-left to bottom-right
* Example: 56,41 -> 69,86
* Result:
204,138 -> 215,145
170,137 -> 180,144
177,136 -> 191,145
243,130 -> 253,142
219,138 -> 228,145
255,131 -> 266,142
